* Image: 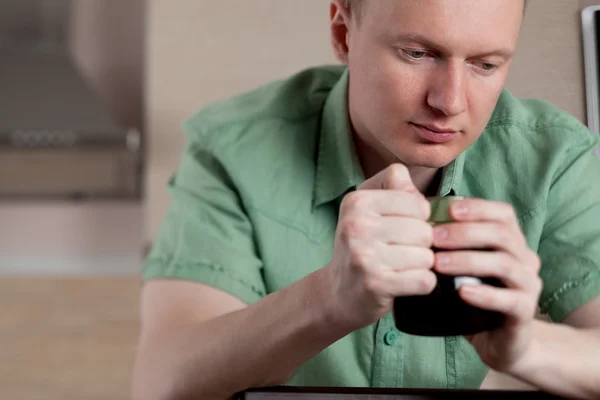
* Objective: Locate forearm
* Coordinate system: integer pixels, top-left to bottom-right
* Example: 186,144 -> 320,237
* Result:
133,268 -> 349,400
508,320 -> 600,399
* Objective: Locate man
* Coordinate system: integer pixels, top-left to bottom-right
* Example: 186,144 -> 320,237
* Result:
132,1 -> 600,399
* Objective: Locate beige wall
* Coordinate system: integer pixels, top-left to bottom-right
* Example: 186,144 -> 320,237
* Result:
508,0 -> 587,122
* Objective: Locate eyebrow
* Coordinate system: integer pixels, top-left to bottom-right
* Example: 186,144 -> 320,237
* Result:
397,33 -> 515,59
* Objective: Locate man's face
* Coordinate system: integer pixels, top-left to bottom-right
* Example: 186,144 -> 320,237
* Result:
342,0 -> 524,169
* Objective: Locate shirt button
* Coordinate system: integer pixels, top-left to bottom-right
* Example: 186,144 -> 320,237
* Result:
383,330 -> 399,345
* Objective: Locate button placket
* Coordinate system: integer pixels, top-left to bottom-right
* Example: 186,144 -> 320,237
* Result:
371,313 -> 404,387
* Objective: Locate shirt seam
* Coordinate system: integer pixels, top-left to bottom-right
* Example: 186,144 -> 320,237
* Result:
313,115 -> 330,208
539,270 -> 600,315
146,256 -> 266,298
484,119 -> 597,150
539,202 -> 596,243
485,118 -> 590,136
369,321 -> 381,387
445,336 -> 458,389
184,112 -> 325,151
164,208 -> 188,275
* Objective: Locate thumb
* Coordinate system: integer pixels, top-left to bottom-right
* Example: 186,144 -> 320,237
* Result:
358,164 -> 420,194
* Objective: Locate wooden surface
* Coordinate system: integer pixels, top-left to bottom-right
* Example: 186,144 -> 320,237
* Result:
0,276 -> 545,398
0,277 -> 141,400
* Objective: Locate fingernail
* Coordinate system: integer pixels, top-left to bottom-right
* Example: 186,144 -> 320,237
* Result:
437,254 -> 450,265
452,204 -> 468,217
434,227 -> 448,240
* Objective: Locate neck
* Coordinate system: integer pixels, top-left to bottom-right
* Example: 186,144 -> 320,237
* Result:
353,132 -> 440,195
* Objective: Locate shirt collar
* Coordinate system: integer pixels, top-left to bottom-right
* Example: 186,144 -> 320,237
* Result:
313,68 -> 364,209
438,150 -> 465,197
313,67 -> 466,209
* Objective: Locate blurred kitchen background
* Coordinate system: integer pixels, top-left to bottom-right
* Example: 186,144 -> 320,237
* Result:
1,0 -> 600,399
0,0 -> 143,399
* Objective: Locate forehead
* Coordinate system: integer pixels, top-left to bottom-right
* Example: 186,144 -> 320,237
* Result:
358,0 -> 523,54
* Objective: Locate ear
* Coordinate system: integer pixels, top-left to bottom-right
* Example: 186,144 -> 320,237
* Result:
330,0 -> 352,65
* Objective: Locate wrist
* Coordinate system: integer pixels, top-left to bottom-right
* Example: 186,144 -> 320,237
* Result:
504,320 -> 547,380
309,265 -> 358,336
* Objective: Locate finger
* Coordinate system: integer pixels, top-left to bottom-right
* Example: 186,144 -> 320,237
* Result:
458,285 -> 538,322
380,269 -> 438,297
434,251 -> 538,290
377,244 -> 435,271
449,198 -> 520,229
374,217 -> 433,247
433,222 -> 524,258
341,190 -> 430,220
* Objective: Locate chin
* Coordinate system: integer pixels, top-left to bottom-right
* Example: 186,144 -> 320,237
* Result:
396,144 -> 457,169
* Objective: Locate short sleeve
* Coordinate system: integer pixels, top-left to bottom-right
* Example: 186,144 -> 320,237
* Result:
142,139 -> 266,305
538,134 -> 600,322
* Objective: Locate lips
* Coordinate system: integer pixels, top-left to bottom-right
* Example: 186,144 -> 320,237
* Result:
415,123 -> 458,134
411,123 -> 459,144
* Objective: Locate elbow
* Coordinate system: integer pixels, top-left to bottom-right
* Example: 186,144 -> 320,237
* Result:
131,347 -> 189,400
131,349 -> 223,400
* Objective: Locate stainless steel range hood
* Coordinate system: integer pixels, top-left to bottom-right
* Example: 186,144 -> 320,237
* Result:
0,0 -> 142,200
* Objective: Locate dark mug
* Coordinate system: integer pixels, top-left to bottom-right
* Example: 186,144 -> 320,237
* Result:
393,196 -> 506,337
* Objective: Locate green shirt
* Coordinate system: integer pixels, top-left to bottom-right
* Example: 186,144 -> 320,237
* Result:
143,65 -> 600,389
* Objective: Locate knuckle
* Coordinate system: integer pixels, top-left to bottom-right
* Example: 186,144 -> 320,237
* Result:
501,203 -> 517,224
458,224 -> 474,243
462,252 -> 478,273
533,276 -> 543,295
527,298 -> 539,317
422,249 -> 435,269
509,297 -> 523,317
410,248 -> 435,270
339,217 -> 371,242
341,192 -> 370,214
418,223 -> 434,247
364,275 -> 381,294
497,227 -> 510,244
530,253 -> 542,272
422,198 -> 432,220
497,257 -> 514,281
501,230 -> 518,250
349,246 -> 376,269
418,271 -> 437,293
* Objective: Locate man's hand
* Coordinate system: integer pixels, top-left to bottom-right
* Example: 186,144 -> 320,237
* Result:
431,198 -> 543,373
324,164 -> 436,331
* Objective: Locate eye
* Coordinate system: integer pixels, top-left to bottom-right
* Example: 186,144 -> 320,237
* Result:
480,62 -> 497,71
402,49 -> 431,60
473,61 -> 499,73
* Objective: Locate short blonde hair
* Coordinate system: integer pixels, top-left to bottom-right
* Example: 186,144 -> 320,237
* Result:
341,0 -> 527,18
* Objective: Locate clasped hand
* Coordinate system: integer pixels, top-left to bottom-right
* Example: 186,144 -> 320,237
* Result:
325,164 -> 542,373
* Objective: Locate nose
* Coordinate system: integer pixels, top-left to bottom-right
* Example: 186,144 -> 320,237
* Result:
426,60 -> 467,117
